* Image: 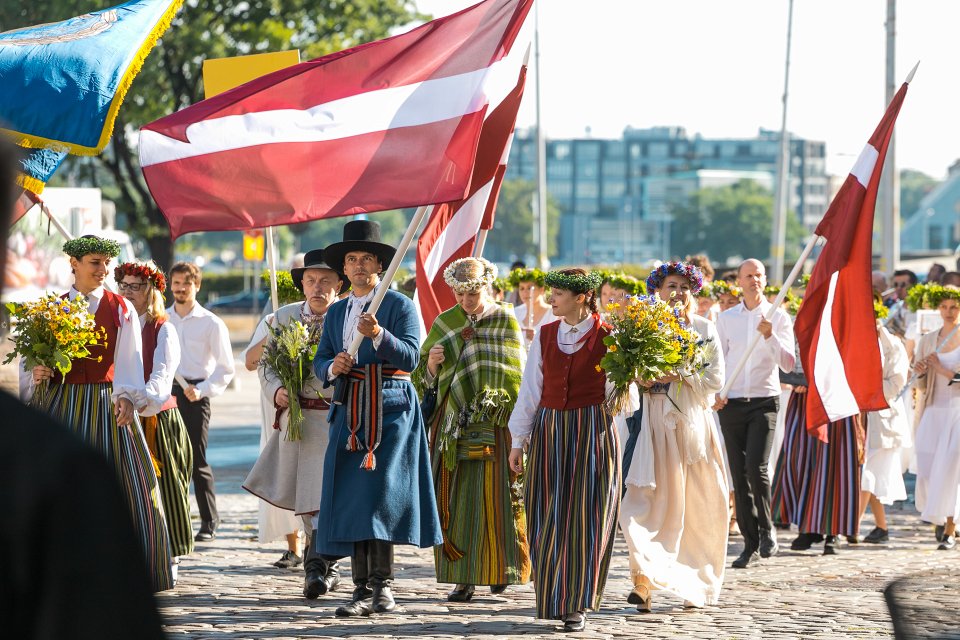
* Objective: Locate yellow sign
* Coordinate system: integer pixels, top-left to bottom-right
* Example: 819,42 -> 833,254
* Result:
243,230 -> 264,261
202,50 -> 301,99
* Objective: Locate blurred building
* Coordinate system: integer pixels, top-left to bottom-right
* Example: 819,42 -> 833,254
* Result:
506,126 -> 829,264
900,160 -> 960,254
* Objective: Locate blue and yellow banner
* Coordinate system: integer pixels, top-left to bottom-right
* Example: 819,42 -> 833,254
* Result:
0,0 -> 183,155
16,147 -> 68,195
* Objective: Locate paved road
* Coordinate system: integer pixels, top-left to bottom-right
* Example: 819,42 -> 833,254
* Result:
157,366 -> 958,639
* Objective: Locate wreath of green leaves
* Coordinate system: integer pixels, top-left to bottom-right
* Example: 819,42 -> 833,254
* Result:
606,272 -> 646,295
63,236 -> 121,259
544,270 -> 603,293
508,267 -> 547,287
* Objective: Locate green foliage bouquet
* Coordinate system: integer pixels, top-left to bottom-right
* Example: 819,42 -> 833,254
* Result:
3,293 -> 106,406
260,320 -> 322,441
599,294 -> 704,414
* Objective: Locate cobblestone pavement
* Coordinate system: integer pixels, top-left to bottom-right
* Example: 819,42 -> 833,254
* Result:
153,369 -> 959,639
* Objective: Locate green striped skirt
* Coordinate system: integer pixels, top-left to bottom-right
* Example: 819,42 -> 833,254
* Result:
152,407 -> 194,558
525,405 -> 621,619
40,382 -> 174,592
432,421 -> 531,586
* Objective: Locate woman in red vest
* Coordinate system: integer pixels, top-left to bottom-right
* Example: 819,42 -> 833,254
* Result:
28,237 -> 173,592
116,260 -> 194,576
507,267 -> 620,633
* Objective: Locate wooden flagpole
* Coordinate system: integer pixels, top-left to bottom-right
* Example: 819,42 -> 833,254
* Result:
265,226 -> 279,313
473,229 -> 489,257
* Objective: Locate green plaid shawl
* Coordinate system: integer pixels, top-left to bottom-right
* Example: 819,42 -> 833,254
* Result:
413,302 -> 525,470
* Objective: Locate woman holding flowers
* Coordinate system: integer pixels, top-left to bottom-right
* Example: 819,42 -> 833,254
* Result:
912,284 -> 960,550
508,268 -> 625,633
509,268 -> 556,348
413,257 -> 530,603
617,262 -> 729,611
25,236 -> 173,591
115,260 -> 194,569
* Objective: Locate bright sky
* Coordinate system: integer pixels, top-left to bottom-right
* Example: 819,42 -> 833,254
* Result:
414,0 -> 960,179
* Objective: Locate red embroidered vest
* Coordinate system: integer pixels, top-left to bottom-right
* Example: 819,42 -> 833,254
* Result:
57,290 -> 122,385
142,317 -> 178,412
539,315 -> 611,410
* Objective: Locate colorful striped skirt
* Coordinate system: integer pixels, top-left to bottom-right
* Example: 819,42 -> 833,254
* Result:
772,392 -> 864,536
525,405 -> 620,619
432,420 -> 531,586
40,382 -> 174,592
147,407 -> 194,558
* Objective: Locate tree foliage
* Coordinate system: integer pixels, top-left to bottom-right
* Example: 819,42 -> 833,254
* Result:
0,1 -> 426,270
899,168 -> 940,219
668,179 -> 806,267
483,179 -> 560,264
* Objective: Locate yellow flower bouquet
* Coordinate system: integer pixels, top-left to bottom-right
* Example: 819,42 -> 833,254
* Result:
3,293 -> 106,406
600,294 -> 704,414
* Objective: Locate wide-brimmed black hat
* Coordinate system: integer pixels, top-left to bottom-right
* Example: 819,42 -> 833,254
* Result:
291,249 -> 346,292
322,220 -> 396,272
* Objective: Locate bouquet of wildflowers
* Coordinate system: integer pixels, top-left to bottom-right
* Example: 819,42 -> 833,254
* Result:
599,294 -> 704,414
260,319 -> 323,441
3,293 -> 106,406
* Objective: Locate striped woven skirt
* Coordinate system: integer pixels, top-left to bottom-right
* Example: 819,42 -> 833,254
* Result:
432,421 -> 531,586
40,382 -> 174,591
772,392 -> 864,536
148,407 -> 194,558
525,405 -> 620,619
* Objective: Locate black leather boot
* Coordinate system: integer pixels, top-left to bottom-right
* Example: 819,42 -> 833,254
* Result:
335,543 -> 374,617
369,540 -> 396,613
302,535 -> 329,599
324,561 -> 341,593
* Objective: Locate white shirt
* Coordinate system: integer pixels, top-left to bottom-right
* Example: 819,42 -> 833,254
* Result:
513,303 -> 558,348
19,286 -> 145,407
326,284 -> 384,381
138,314 -> 181,417
716,299 -> 795,399
166,302 -> 235,399
508,315 -> 636,448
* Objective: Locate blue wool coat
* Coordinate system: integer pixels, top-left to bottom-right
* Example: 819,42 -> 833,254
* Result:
312,289 -> 442,557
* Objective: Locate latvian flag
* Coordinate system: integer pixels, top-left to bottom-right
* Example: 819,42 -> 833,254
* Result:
138,0 -> 534,239
414,65 -> 527,335
794,81 -> 910,439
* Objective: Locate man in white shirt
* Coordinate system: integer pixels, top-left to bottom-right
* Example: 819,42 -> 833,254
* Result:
167,262 -> 235,542
714,259 -> 795,569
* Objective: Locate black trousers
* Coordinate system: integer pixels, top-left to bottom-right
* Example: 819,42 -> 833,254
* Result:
317,539 -> 393,588
718,396 -> 779,553
173,383 -> 218,526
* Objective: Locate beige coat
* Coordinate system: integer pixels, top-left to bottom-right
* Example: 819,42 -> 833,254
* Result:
867,326 -> 911,450
912,326 -> 960,425
243,302 -> 330,516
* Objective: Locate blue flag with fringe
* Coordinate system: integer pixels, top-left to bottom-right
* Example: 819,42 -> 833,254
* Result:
0,0 -> 182,156
17,147 -> 68,195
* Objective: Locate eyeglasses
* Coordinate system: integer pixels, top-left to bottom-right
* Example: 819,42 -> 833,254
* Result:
118,281 -> 146,292
893,282 -> 909,288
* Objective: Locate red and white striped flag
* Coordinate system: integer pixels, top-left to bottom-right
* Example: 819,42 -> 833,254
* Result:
12,188 -> 39,226
139,0 -> 534,239
414,65 -> 526,334
795,81 -> 910,439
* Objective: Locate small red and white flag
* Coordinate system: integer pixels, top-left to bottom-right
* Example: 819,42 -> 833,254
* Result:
12,188 -> 39,226
139,0 -> 534,239
414,65 -> 526,334
794,80 -> 911,439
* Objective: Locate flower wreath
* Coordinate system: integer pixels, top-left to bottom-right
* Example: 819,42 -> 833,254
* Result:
710,280 -> 743,300
645,261 -> 704,295
923,284 -> 960,310
491,276 -> 514,293
443,257 -> 497,294
544,269 -> 603,294
508,267 -> 547,288
606,272 -> 645,296
63,235 -> 121,259
114,260 -> 167,293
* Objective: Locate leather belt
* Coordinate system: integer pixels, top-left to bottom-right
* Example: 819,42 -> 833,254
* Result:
727,395 -> 777,404
300,396 -> 331,411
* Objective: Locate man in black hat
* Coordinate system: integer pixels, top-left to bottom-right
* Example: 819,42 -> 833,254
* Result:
242,250 -> 344,597
310,220 -> 442,617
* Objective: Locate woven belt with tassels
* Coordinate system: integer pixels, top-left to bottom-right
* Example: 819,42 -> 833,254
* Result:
342,364 -> 410,471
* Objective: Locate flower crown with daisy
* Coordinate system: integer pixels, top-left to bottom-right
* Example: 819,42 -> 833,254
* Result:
645,261 -> 704,295
114,260 -> 167,293
443,257 -> 497,294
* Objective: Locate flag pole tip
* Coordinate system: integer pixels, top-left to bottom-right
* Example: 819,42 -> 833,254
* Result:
905,61 -> 920,84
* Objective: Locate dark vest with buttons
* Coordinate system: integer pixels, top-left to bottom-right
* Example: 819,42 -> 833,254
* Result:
56,289 -> 122,385
538,314 -> 610,410
142,317 -> 178,412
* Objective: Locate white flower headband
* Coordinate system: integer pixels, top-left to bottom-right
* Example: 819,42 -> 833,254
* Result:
443,257 -> 497,294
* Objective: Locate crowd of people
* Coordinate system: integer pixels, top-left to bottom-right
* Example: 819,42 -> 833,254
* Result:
7,205 -> 959,633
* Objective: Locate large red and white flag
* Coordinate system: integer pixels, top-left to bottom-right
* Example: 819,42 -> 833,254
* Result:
795,82 -> 910,439
414,66 -> 526,333
139,0 -> 533,239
